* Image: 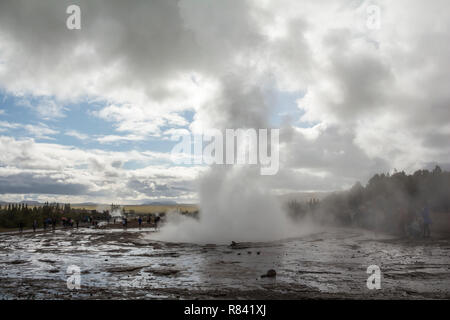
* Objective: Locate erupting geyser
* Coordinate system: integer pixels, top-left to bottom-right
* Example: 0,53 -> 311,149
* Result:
154,165 -> 305,244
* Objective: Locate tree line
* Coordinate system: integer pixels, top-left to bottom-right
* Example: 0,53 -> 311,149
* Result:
287,166 -> 450,234
0,202 -> 107,229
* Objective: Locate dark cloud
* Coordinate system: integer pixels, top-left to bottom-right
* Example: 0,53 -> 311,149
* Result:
126,178 -> 194,198
0,0 -> 449,202
0,173 -> 88,195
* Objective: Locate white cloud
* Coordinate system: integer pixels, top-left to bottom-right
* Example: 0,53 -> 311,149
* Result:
0,120 -> 58,139
0,0 -> 449,201
16,97 -> 66,119
0,136 -> 202,202
65,130 -> 88,140
95,134 -> 146,144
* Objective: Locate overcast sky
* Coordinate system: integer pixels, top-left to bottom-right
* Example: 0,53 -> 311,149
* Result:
0,0 -> 449,204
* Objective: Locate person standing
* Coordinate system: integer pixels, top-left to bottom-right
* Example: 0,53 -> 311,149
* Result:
32,220 -> 38,233
154,215 -> 160,231
18,222 -> 24,233
421,202 -> 432,238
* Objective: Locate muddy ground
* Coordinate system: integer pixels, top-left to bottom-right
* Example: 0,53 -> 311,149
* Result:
0,227 -> 449,299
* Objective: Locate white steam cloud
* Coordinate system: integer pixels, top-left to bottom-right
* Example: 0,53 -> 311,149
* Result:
154,166 -> 314,244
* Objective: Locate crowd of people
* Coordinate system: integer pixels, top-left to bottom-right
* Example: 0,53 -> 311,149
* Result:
119,215 -> 161,230
11,213 -> 165,234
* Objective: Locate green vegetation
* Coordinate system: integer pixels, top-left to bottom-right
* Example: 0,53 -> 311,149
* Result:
0,202 -> 106,229
288,166 -> 450,234
1,166 -> 448,234
0,202 -> 199,230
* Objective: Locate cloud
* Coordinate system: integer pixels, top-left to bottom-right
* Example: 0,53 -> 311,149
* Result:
0,0 -> 449,201
16,97 -> 67,119
0,121 -> 58,140
0,172 -> 87,195
23,123 -> 58,140
65,130 -> 88,140
0,136 -> 202,202
95,134 -> 146,144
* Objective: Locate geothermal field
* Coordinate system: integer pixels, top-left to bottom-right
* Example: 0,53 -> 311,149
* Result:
1,225 -> 449,299
1,0 -> 450,307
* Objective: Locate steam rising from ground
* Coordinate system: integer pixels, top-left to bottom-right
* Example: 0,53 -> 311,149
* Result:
97,204 -> 122,217
110,208 -> 123,218
154,166 -> 314,244
152,75 -> 316,244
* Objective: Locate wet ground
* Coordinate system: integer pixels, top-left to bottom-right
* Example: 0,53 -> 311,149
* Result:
0,227 -> 449,299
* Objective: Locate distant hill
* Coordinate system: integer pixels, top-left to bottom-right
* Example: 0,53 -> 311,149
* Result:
0,200 -> 41,205
21,200 -> 41,205
142,200 -> 178,206
73,202 -> 98,206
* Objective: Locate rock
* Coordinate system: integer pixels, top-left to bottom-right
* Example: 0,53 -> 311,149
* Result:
145,268 -> 180,276
229,241 -> 253,249
261,269 -> 277,278
8,260 -> 27,265
38,259 -> 56,264
130,240 -> 149,246
107,266 -> 144,273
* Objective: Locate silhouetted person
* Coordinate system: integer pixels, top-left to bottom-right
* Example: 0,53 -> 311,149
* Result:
32,220 -> 38,233
18,222 -> 24,233
76,220 -> 79,229
154,216 -> 161,231
138,216 -> 142,229
421,203 -> 432,238
52,219 -> 56,231
408,213 -> 421,238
